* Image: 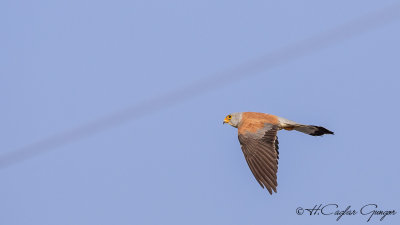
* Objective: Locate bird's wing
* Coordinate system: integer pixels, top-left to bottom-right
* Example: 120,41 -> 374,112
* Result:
238,123 -> 280,194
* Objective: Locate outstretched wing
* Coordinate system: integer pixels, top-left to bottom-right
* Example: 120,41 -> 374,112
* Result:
238,124 -> 280,194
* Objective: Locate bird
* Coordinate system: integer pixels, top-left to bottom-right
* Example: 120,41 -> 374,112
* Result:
223,112 -> 333,195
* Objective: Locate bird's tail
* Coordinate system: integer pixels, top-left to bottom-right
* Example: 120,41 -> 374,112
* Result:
278,116 -> 334,136
291,124 -> 334,136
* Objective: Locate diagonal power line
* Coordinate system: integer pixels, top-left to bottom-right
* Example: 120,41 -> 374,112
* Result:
1,3 -> 400,169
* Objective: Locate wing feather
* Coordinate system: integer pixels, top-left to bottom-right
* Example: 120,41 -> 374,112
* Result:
238,124 -> 280,194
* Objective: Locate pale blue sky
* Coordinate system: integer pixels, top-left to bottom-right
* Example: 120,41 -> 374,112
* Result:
1,1 -> 399,224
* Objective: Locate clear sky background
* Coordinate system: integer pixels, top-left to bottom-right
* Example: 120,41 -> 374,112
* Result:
1,1 -> 399,224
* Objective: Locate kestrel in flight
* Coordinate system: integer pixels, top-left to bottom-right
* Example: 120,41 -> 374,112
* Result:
223,112 -> 333,194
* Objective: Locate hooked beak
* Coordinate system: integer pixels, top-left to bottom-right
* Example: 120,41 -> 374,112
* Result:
223,118 -> 230,124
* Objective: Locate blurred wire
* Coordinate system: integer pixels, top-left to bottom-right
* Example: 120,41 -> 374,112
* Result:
1,3 -> 400,169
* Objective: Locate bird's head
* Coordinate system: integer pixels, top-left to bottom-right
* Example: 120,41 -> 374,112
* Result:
223,112 -> 242,128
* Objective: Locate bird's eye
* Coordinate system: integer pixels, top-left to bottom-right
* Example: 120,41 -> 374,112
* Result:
228,115 -> 232,119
